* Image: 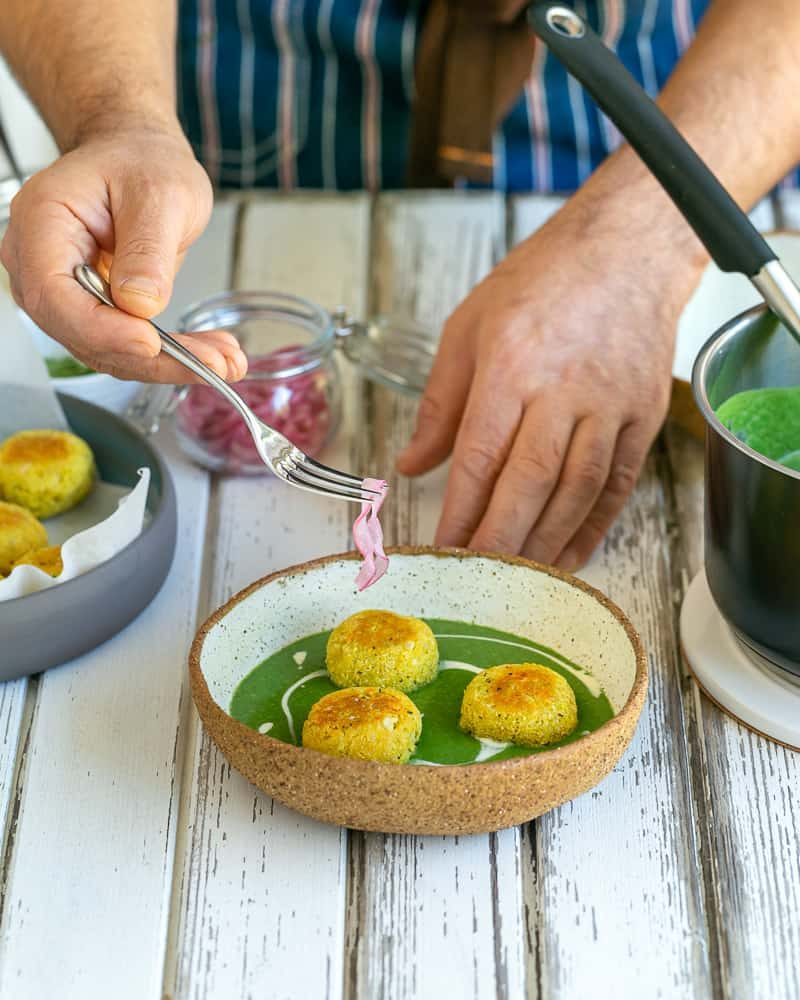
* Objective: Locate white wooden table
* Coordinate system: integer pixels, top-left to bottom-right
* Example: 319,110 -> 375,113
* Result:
1,191 -> 798,1000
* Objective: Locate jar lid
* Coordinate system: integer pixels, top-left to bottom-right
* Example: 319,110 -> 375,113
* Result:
179,290 -> 336,378
179,288 -> 439,395
337,314 -> 437,396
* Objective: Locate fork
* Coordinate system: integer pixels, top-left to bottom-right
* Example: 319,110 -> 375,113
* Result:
74,264 -> 382,503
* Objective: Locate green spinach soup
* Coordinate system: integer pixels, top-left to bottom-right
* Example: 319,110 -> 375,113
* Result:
716,387 -> 800,471
230,619 -> 614,765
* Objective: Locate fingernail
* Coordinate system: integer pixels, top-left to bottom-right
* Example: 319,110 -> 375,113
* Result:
119,276 -> 161,301
227,353 -> 247,381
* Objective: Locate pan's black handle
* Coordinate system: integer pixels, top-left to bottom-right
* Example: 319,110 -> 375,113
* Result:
527,3 -> 775,277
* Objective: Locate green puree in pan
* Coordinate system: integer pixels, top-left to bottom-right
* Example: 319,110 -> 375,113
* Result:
716,387 -> 800,471
229,619 -> 615,766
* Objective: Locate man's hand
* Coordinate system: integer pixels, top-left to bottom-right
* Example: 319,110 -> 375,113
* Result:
397,188 -> 704,571
1,128 -> 247,383
398,0 -> 800,571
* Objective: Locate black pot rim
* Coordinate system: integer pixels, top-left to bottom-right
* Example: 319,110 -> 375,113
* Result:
691,302 -> 800,483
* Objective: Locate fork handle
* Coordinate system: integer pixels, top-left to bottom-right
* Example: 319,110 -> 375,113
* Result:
74,264 -> 254,425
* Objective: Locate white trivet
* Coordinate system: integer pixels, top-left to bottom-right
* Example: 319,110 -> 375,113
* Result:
680,571 -> 800,750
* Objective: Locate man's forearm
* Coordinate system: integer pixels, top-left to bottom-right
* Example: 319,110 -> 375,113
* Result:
571,0 -> 800,283
659,0 -> 800,209
0,0 -> 181,151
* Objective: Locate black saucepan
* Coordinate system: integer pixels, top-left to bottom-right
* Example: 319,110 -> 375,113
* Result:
528,3 -> 800,673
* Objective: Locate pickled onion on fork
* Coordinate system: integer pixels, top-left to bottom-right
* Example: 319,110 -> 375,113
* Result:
353,478 -> 389,590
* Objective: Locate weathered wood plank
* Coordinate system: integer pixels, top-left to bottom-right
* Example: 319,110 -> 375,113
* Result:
0,680 -> 31,910
0,285 -> 34,926
0,206 -> 235,999
0,685 -> 28,837
166,194 -> 371,1000
345,192 -> 527,1000
510,200 -> 713,998
667,420 -> 800,1000
369,191 -> 505,335
510,194 -> 565,239
530,454 -> 712,998
347,831 -> 525,1000
666,183 -> 800,999
0,435 -> 210,1000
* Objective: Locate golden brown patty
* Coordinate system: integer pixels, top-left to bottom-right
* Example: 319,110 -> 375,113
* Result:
302,686 -> 423,763
11,545 -> 64,578
0,501 -> 48,575
326,610 -> 439,692
0,429 -> 95,518
459,663 -> 578,747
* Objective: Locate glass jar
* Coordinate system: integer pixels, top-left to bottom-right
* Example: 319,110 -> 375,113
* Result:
161,288 -> 438,475
175,291 -> 342,475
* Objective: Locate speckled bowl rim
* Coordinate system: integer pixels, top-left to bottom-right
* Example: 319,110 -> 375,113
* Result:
189,546 -> 648,780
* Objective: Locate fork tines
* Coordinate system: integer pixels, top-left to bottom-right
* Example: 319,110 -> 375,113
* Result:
283,456 -> 383,502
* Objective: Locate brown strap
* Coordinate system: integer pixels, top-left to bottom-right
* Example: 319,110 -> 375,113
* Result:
408,0 -> 535,187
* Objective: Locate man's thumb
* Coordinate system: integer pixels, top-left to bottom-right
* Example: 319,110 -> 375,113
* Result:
109,193 -> 183,319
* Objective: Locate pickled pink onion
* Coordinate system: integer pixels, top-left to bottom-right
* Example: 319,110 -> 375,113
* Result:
353,478 -> 389,591
175,347 -> 332,472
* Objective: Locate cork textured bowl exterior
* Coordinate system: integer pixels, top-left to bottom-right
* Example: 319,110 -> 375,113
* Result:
189,548 -> 648,835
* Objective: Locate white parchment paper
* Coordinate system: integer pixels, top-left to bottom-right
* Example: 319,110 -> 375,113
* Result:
0,469 -> 150,600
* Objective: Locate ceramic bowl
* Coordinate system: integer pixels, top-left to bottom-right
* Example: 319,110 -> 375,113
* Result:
190,548 -> 648,835
0,393 -> 177,679
18,308 -> 144,415
48,372 -> 144,415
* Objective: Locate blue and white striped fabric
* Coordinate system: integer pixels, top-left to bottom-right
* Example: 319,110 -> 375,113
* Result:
178,0 -> 420,190
176,1 -> 796,193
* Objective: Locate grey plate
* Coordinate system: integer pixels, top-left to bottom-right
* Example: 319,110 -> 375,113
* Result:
1,394 -> 177,679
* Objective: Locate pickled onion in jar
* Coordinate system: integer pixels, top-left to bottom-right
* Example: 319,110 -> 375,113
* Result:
175,347 -> 332,471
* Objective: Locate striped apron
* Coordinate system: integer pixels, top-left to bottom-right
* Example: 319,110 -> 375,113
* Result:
177,0 -> 796,193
